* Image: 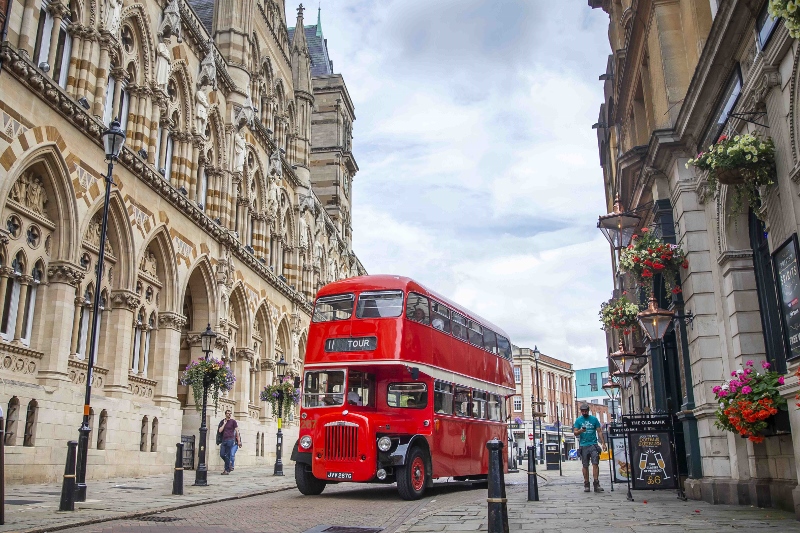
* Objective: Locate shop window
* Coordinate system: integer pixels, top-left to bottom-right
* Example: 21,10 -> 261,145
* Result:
23,400 -> 37,446
4,396 -> 19,446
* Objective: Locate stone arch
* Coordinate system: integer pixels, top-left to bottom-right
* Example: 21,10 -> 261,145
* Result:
80,190 -> 134,290
180,255 -> 216,332
167,59 -> 194,133
228,282 -> 251,346
207,107 -> 226,166
715,185 -> 751,257
138,225 -> 179,313
120,3 -> 155,81
276,316 -> 292,366
0,136 -> 79,263
298,329 -> 308,364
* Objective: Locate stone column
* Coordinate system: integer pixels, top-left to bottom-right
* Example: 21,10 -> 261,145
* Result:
12,276 -> 31,341
148,97 -> 163,165
110,67 -> 126,120
233,348 -> 254,418
38,262 -> 84,385
158,125 -> 170,173
65,25 -> 83,96
69,300 -> 82,355
0,267 -> 12,321
193,145 -> 205,204
189,140 -> 200,202
16,0 -> 40,57
103,289 -> 139,398
152,312 -> 186,407
92,35 -> 112,116
46,3 -> 68,80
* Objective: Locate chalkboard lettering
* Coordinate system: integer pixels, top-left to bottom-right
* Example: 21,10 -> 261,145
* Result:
629,432 -> 677,490
773,235 -> 800,360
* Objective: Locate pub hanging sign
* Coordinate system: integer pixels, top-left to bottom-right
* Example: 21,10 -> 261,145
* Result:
772,234 -> 800,361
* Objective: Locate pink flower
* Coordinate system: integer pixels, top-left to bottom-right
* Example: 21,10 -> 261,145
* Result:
718,390 -> 728,397
729,380 -> 740,388
741,386 -> 752,394
745,360 -> 754,367
779,376 -> 785,385
712,386 -> 721,394
744,368 -> 753,375
731,371 -> 738,377
762,361 -> 771,369
729,386 -> 738,394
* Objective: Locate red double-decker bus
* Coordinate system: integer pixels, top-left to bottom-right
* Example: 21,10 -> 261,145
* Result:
291,275 -> 515,500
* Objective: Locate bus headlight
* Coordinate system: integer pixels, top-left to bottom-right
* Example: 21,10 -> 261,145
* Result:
300,436 -> 312,449
377,436 -> 392,452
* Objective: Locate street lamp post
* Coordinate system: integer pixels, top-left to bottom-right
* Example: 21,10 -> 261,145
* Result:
193,324 -> 217,486
273,356 -> 288,476
74,119 -> 125,503
533,346 -> 544,464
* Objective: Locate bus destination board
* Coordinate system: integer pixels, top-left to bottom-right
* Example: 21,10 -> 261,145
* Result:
773,235 -> 800,360
629,432 -> 677,490
324,336 -> 377,353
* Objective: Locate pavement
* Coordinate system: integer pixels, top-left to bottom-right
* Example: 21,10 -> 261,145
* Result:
0,459 -> 798,532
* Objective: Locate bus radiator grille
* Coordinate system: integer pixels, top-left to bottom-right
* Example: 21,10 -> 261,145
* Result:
325,423 -> 358,461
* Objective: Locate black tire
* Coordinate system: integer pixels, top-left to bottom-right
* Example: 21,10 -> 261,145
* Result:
295,463 -> 326,495
397,447 -> 427,500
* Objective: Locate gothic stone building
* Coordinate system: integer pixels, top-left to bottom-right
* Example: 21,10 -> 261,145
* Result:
0,0 -> 365,483
590,0 -> 800,516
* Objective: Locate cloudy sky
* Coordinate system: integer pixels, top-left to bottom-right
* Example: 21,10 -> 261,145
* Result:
307,1 -> 612,370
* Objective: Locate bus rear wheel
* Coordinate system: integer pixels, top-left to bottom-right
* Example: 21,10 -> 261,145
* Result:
397,447 -> 427,500
295,463 -> 327,495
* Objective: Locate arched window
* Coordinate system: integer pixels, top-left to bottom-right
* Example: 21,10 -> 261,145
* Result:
23,399 -> 38,446
131,307 -> 145,373
33,0 -> 73,88
97,410 -> 108,450
260,432 -> 265,457
1,253 -> 25,341
75,285 -> 93,358
150,417 -> 158,452
139,416 -> 148,451
255,432 -> 260,456
4,397 -> 19,446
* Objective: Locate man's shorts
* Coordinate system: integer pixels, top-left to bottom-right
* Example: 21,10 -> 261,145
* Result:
579,444 -> 601,467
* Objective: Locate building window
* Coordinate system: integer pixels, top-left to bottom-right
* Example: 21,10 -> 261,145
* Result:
700,68 -> 742,151
33,0 -> 72,88
260,432 -> 265,457
513,396 -> 522,412
589,372 -> 598,392
97,410 -> 108,450
23,399 -> 37,446
140,416 -> 148,452
150,417 -> 158,452
757,3 -> 779,50
255,432 -> 260,456
513,367 -> 521,383
4,396 -> 19,446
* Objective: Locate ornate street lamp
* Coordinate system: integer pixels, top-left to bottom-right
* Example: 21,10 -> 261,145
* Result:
274,356 -> 289,476
193,324 -> 217,486
533,345 -> 545,464
73,118 -> 125,504
597,195 -> 641,250
636,295 -> 675,341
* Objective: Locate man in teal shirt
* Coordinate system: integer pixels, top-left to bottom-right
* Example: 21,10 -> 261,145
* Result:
573,403 -> 605,492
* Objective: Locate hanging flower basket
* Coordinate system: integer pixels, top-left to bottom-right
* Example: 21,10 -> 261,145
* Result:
260,377 -> 301,419
180,358 -> 236,412
713,360 -> 787,443
769,0 -> 800,39
619,227 -> 688,298
599,294 -> 642,335
686,133 -> 776,218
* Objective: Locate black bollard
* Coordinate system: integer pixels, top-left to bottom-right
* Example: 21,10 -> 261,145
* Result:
172,443 -> 184,495
486,439 -> 509,533
59,441 -> 78,511
527,445 -> 539,502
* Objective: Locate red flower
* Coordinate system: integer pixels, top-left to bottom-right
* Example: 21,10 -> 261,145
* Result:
633,257 -> 640,263
644,259 -> 653,267
718,134 -> 728,143
682,259 -> 689,269
642,269 -> 653,278
652,262 -> 665,271
671,286 -> 682,294
641,227 -> 649,233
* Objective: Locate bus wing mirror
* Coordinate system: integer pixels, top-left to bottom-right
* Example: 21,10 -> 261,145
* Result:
410,367 -> 420,380
294,376 -> 301,388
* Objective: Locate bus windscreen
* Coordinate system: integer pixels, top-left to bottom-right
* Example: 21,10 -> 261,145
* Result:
313,294 -> 354,323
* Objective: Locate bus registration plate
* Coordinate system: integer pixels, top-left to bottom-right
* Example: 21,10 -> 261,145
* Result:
327,471 -> 353,480
324,336 -> 377,352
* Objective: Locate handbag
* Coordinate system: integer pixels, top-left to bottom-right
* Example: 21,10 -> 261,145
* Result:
216,431 -> 223,445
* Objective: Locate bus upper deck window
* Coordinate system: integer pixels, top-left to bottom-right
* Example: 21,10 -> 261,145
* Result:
313,294 -> 355,323
430,301 -> 450,333
406,293 -> 430,325
451,312 -> 468,341
356,291 -> 404,319
497,335 -> 512,359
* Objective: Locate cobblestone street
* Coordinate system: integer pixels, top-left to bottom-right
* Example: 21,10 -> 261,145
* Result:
1,460 -> 798,532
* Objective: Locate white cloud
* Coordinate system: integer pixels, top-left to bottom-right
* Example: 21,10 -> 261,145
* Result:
305,1 -> 613,369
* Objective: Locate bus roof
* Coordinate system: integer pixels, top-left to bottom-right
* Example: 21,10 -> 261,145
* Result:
316,275 -> 510,339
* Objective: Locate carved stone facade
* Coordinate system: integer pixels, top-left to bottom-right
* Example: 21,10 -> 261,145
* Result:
0,0 -> 366,484
590,0 -> 800,517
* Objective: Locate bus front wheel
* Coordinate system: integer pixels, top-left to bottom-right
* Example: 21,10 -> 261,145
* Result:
295,463 -> 327,495
397,447 -> 427,500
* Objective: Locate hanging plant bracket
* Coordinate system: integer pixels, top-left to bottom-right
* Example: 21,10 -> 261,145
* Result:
728,111 -> 769,129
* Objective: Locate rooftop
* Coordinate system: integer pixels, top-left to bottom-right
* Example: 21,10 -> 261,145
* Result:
288,8 -> 334,76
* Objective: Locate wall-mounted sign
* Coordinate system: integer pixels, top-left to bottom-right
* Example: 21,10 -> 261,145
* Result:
772,234 -> 800,361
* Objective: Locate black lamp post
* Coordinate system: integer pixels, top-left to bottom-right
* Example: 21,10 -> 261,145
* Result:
533,345 -> 544,464
273,356 -> 288,476
74,118 -> 125,503
194,324 -> 216,486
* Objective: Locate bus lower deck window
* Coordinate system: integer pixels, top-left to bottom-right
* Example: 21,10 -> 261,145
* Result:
387,383 -> 428,408
434,381 -> 454,415
303,370 -> 346,407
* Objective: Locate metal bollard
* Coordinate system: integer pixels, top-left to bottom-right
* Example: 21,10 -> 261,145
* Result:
59,441 -> 78,511
172,443 -> 184,495
486,439 -> 509,533
527,445 -> 539,502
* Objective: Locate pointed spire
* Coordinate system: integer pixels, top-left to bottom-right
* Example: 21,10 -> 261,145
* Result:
292,3 -> 308,52
316,5 -> 323,37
